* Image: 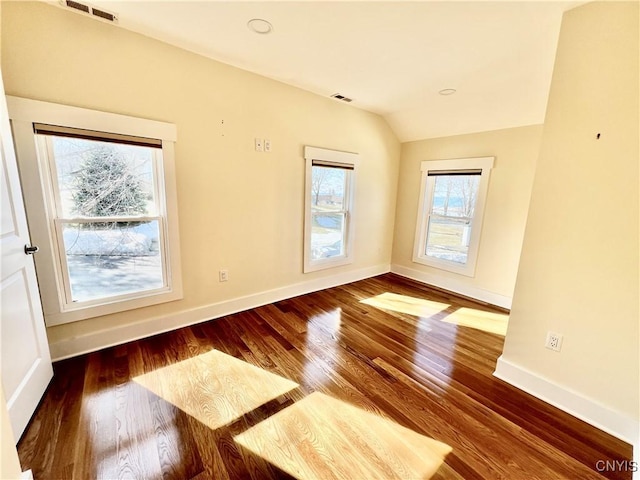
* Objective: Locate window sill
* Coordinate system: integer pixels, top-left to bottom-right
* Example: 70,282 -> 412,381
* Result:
44,286 -> 183,326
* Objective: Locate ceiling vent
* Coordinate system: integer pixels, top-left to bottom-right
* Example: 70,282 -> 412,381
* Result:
60,0 -> 118,23
330,93 -> 353,103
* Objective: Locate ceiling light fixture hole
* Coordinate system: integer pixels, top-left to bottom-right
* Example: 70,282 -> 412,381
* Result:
248,18 -> 273,35
439,88 -> 457,96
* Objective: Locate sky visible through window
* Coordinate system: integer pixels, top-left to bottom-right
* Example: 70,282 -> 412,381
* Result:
426,175 -> 480,264
310,166 -> 347,260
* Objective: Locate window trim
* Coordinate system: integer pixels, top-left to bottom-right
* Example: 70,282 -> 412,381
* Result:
7,96 -> 182,326
412,156 -> 494,277
303,146 -> 358,273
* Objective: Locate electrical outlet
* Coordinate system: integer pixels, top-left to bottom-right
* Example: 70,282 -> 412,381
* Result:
255,138 -> 263,152
545,331 -> 563,352
219,269 -> 229,282
264,139 -> 271,152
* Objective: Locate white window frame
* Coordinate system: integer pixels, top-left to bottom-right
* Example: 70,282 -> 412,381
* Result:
303,146 -> 357,273
413,156 -> 494,277
7,96 -> 183,326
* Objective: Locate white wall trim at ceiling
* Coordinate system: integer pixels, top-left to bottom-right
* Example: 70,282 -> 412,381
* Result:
494,356 -> 639,447
390,264 -> 512,309
49,263 -> 390,361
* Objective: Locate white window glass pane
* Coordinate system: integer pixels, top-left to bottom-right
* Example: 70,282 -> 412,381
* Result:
425,217 -> 472,264
311,166 -> 347,212
425,174 -> 481,265
50,136 -> 157,217
311,213 -> 345,260
62,221 -> 164,302
431,175 -> 480,218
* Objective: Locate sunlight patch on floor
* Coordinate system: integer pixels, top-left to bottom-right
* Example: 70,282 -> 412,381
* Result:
133,349 -> 298,430
360,292 -> 508,336
360,292 -> 450,318
234,391 -> 452,480
442,307 -> 509,336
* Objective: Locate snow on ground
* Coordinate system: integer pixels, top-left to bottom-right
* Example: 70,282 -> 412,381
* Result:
64,226 -> 154,256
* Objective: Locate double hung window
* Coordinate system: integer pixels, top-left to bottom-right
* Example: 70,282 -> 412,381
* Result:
36,126 -> 167,304
9,97 -> 182,325
413,157 -> 494,276
303,146 -> 357,273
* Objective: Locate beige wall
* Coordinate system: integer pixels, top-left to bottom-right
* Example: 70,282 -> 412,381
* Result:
391,125 -> 542,307
1,2 -> 400,351
501,1 -> 639,428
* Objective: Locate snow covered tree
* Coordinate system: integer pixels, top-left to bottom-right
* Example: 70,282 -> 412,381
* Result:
72,146 -> 147,225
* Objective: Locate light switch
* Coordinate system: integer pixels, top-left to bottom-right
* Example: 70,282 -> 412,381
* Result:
255,138 -> 263,152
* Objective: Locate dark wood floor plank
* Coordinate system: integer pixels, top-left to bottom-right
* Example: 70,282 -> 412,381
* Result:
71,350 -> 118,479
374,357 -> 605,480
17,273 -> 632,480
17,356 -> 86,479
185,413 -> 231,480
114,344 -> 164,480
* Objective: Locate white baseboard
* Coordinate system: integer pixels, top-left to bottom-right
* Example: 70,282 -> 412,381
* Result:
49,263 -> 390,361
20,470 -> 33,480
390,264 -> 512,309
494,356 -> 639,446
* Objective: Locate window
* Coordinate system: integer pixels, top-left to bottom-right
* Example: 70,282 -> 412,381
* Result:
8,97 -> 182,325
303,146 -> 357,273
413,157 -> 494,276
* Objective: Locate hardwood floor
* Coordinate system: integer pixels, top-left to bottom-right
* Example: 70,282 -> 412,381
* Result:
18,273 -> 632,479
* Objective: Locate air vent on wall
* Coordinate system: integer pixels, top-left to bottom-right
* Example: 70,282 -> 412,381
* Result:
91,7 -> 117,22
330,93 -> 353,103
65,0 -> 89,14
60,0 -> 118,23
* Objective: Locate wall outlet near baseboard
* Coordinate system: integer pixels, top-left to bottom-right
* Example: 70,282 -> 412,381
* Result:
545,331 -> 563,352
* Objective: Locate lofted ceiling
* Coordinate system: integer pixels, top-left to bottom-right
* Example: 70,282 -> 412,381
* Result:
81,1 -> 576,142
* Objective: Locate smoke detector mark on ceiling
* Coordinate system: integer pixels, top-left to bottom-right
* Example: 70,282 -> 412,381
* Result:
331,94 -> 353,103
60,0 -> 118,23
247,19 -> 273,35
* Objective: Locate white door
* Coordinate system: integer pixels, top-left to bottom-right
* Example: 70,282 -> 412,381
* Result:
0,71 -> 53,442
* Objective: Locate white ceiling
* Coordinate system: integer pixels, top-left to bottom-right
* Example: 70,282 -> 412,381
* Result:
85,1 -> 575,142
